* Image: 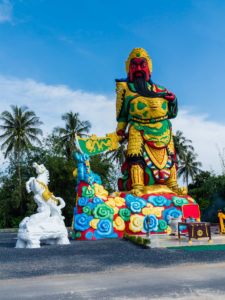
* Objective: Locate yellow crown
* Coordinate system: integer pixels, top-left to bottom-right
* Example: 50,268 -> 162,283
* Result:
125,48 -> 152,74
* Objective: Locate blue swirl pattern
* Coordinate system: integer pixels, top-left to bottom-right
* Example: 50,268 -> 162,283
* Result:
93,197 -> 104,205
74,207 -> 78,216
78,197 -> 89,207
73,213 -> 93,231
143,214 -> 158,232
147,195 -> 171,207
94,219 -> 118,239
163,207 -> 182,223
125,194 -> 147,213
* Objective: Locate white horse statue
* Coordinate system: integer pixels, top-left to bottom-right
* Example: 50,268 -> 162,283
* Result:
16,162 -> 70,248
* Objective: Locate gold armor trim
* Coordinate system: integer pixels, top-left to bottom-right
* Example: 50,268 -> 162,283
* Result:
116,121 -> 127,133
144,144 -> 168,170
106,133 -> 120,150
118,184 -> 176,197
131,115 -> 168,124
142,127 -> 171,148
36,180 -> 59,205
127,125 -> 143,156
130,164 -> 144,188
116,81 -> 127,120
126,48 -> 152,73
168,132 -> 175,153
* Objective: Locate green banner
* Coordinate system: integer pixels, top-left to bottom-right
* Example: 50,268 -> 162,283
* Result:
76,133 -> 119,155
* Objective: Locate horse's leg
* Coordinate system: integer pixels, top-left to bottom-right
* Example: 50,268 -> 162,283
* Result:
56,197 -> 65,210
15,238 -> 26,248
26,238 -> 41,248
26,177 -> 34,193
29,195 -> 50,223
56,234 -> 70,245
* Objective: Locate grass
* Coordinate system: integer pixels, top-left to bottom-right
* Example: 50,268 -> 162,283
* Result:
169,244 -> 225,251
123,231 -> 151,248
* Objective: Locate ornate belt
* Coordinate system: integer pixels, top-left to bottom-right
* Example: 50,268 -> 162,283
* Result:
131,115 -> 168,124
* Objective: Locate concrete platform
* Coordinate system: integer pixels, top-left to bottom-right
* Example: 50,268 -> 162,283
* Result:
150,233 -> 225,248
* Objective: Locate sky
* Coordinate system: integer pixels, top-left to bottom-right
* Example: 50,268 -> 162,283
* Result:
0,0 -> 225,176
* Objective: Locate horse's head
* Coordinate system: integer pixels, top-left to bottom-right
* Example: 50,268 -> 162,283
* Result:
33,162 -> 46,175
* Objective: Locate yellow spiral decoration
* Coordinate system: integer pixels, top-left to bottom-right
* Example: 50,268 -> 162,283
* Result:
153,207 -> 164,218
142,207 -> 152,215
114,197 -> 125,207
113,216 -> 125,231
129,214 -> 144,233
94,183 -> 108,200
90,218 -> 100,229
105,198 -> 116,208
166,225 -> 172,235
113,207 -> 119,215
142,206 -> 164,217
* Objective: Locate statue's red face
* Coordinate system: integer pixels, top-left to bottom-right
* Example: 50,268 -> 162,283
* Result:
128,57 -> 150,82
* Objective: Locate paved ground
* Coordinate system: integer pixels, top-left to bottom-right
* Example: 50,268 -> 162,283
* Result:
2,263 -> 225,299
1,233 -> 225,299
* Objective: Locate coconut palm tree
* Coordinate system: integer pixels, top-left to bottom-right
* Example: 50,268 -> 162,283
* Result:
173,130 -> 194,165
0,105 -> 43,198
177,151 -> 202,188
54,112 -> 91,159
106,143 -> 127,167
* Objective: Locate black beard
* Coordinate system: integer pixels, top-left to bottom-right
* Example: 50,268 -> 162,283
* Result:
133,73 -> 164,98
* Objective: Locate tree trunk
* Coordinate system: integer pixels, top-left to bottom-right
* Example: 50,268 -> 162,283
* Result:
186,173 -> 189,192
72,134 -> 76,154
17,148 -> 23,214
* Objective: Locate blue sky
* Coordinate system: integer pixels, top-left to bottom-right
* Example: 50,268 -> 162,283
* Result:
0,0 -> 225,173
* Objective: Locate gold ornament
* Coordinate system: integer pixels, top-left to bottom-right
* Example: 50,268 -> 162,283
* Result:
36,180 -> 58,205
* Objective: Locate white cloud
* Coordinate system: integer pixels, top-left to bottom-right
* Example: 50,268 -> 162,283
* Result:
173,110 -> 225,174
0,75 -> 224,174
0,75 -> 116,137
0,0 -> 12,23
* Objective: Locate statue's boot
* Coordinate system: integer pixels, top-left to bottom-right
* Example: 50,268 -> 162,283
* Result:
167,181 -> 187,196
130,164 -> 144,196
166,165 -> 187,196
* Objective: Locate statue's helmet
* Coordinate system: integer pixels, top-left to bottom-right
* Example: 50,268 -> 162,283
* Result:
125,48 -> 152,74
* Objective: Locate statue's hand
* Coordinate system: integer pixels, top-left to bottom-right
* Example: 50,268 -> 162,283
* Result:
117,130 -> 127,143
164,91 -> 175,101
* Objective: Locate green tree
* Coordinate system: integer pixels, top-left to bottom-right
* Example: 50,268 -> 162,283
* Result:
106,143 -> 126,167
177,151 -> 202,188
173,130 -> 194,166
0,105 -> 43,208
54,112 -> 91,160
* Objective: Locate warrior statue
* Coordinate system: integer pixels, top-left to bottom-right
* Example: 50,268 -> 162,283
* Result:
116,48 -> 183,195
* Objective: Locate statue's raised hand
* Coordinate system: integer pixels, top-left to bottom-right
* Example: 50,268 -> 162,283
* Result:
164,91 -> 175,101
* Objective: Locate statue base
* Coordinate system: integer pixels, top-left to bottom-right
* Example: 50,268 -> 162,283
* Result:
72,181 -> 199,240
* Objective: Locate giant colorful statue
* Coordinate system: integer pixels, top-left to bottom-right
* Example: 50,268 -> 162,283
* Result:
77,48 -> 184,196
116,48 -> 181,195
73,48 -> 199,240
